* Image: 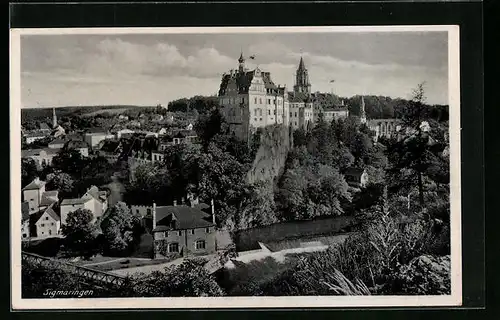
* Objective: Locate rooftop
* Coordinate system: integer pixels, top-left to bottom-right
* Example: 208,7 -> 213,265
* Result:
37,205 -> 60,223
61,197 -> 92,206
152,204 -> 214,232
22,178 -> 46,191
22,148 -> 60,158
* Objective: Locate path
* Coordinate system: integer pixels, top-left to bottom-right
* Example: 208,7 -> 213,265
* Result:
109,257 -> 185,277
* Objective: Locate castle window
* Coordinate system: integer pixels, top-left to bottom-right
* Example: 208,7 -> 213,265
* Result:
254,97 -> 257,104
254,109 -> 258,116
260,118 -> 263,121
274,110 -> 276,115
259,98 -> 262,104
164,231 -> 168,237
178,231 -> 182,236
268,110 -> 270,115
254,118 -> 257,122
259,109 -> 262,116
191,229 -> 195,235
290,112 -> 292,117
205,228 -> 210,233
267,99 -> 271,104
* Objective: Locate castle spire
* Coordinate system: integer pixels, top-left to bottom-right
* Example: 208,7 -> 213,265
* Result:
238,51 -> 245,72
52,107 -> 57,128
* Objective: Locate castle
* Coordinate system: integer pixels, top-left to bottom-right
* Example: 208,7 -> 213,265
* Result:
218,54 -> 349,142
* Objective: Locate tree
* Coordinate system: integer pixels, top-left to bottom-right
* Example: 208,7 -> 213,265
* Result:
100,202 -> 143,256
141,260 -> 224,297
293,127 -> 308,147
51,148 -> 87,178
61,209 -> 99,258
194,108 -> 226,150
21,158 -> 38,188
45,171 -> 74,197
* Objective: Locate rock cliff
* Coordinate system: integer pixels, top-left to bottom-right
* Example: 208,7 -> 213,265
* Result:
246,125 -> 293,185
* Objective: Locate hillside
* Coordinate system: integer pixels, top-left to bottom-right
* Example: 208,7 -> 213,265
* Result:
21,105 -> 151,122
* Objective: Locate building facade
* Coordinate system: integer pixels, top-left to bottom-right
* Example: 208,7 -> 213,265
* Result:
22,178 -> 46,213
35,205 -> 61,238
218,53 -> 289,142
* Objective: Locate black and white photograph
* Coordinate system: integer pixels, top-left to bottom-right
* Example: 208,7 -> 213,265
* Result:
10,26 -> 461,309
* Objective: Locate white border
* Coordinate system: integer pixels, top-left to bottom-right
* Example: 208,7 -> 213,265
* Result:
10,25 -> 462,310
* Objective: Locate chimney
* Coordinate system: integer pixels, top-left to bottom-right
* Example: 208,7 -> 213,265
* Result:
173,200 -> 177,206
211,199 -> 215,225
152,202 -> 157,230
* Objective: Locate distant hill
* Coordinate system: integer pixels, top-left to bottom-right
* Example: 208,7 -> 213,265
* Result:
21,105 -> 151,122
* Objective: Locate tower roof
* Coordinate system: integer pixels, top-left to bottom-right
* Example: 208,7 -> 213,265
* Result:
298,56 -> 306,71
238,52 -> 245,63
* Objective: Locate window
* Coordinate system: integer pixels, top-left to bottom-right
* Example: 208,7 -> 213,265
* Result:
51,222 -> 54,226
260,118 -> 263,121
164,231 -> 168,237
254,118 -> 257,122
205,227 -> 210,233
168,242 -> 179,253
267,99 -> 271,104
178,230 -> 182,236
46,217 -> 49,220
268,110 -> 271,115
191,229 -> 195,235
49,230 -> 52,235
195,240 -> 206,250
274,110 -> 276,115
295,112 -> 298,117
147,208 -> 151,216
259,109 -> 262,116
254,97 -> 257,104
22,234 -> 27,238
254,109 -> 258,116
41,224 -> 45,227
30,199 -> 34,202
290,112 -> 292,117
136,209 -> 139,214
259,98 -> 262,104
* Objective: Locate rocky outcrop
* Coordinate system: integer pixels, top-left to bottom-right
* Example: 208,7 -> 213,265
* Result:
246,124 -> 292,184
396,254 -> 451,295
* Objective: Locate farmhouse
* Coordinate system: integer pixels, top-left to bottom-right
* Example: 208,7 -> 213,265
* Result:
35,204 -> 61,238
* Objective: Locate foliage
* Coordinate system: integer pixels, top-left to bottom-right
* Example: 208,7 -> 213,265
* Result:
167,95 -> 219,113
51,148 -> 87,177
233,181 -> 278,230
140,260 -> 224,297
21,158 -> 38,188
100,202 -> 144,256
61,209 -> 99,258
45,171 -> 74,197
194,107 -> 226,150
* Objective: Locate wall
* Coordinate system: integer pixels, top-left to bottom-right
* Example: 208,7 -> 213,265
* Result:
60,199 -> 95,225
23,188 -> 42,213
246,124 -> 292,185
233,215 -> 357,251
131,205 -> 152,217
36,216 -> 60,238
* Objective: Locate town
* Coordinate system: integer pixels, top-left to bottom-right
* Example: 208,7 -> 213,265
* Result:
21,54 -> 451,298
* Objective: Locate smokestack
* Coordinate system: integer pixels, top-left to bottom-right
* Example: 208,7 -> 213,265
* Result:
211,199 -> 215,225
152,202 -> 157,230
173,200 -> 177,207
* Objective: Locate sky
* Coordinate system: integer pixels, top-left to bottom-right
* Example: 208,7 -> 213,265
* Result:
20,31 -> 449,108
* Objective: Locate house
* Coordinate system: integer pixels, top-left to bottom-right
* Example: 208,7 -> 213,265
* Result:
60,186 -> 109,224
60,197 -> 95,225
97,139 -> 123,163
81,186 -> 109,220
35,204 -> 61,238
51,125 -> 66,138
21,202 -> 30,239
39,123 -> 51,134
21,148 -> 60,169
22,177 -> 46,213
321,106 -> 349,123
24,131 -> 48,144
158,128 -> 167,136
151,200 -> 217,259
84,131 -> 115,149
185,123 -> 194,131
39,190 -> 59,211
65,140 -> 89,157
48,138 -> 66,149
343,167 -> 369,189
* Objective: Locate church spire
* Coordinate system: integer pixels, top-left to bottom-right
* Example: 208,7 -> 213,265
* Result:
360,96 -> 367,124
293,56 -> 311,96
298,56 -> 305,71
52,107 -> 57,128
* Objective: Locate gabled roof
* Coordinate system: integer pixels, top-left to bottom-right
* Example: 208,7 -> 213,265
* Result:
37,205 -> 60,223
40,191 -> 59,207
65,140 -> 89,150
61,197 -> 92,206
22,178 -> 45,191
99,140 -> 121,153
39,123 -> 50,130
152,204 -> 214,231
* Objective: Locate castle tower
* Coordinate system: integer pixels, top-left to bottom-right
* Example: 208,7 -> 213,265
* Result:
360,96 -> 367,124
293,57 -> 311,96
238,52 -> 245,73
52,108 -> 57,128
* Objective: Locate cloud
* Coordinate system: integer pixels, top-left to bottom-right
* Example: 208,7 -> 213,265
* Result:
20,35 -> 449,107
